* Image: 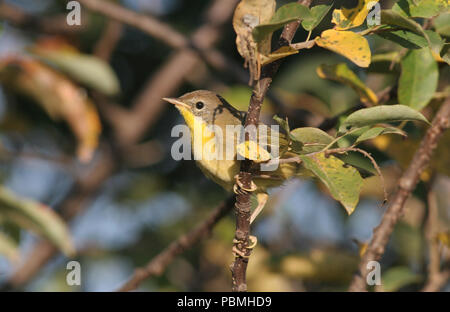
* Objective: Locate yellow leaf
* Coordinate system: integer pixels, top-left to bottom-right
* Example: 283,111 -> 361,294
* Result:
260,46 -> 299,65
315,29 -> 371,67
436,231 -> 450,248
237,140 -> 271,162
332,0 -> 380,30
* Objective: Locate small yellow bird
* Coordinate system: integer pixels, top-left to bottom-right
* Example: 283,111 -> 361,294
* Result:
163,90 -> 307,222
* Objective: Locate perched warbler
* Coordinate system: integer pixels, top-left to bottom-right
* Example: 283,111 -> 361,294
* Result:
163,90 -> 308,222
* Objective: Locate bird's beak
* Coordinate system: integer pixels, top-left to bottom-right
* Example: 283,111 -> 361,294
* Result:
162,97 -> 189,109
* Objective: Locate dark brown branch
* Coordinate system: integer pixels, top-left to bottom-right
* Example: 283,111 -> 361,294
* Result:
348,97 -> 450,291
118,196 -> 235,292
231,0 -> 312,292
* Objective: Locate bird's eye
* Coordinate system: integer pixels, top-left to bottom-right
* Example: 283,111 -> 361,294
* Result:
195,101 -> 205,110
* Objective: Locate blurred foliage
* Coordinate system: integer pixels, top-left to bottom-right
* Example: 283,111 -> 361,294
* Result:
0,0 -> 448,292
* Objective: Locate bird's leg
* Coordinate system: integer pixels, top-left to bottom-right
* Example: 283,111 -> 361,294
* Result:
232,174 -> 259,258
232,235 -> 258,258
250,192 -> 268,224
233,174 -> 257,194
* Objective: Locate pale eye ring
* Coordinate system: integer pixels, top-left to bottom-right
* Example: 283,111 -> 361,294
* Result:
195,101 -> 205,110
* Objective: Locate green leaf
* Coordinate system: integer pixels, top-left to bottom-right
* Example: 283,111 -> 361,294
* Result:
381,266 -> 422,292
0,231 -> 19,263
316,63 -> 378,106
253,3 -> 311,43
393,0 -> 449,18
299,153 -> 364,214
426,30 -> 445,55
32,50 -> 120,96
301,4 -> 332,31
377,30 -> 429,49
380,10 -> 429,44
355,126 -> 407,144
336,152 -> 377,177
433,12 -> 450,37
289,127 -> 333,154
398,48 -> 438,110
273,115 -> 290,134
261,46 -> 298,65
0,186 -> 75,256
340,105 -> 429,131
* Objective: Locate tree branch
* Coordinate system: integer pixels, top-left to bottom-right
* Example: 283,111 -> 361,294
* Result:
118,196 -> 235,292
348,97 -> 450,291
231,0 -> 312,292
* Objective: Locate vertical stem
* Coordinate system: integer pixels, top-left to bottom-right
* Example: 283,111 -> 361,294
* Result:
348,98 -> 450,291
230,0 -> 311,292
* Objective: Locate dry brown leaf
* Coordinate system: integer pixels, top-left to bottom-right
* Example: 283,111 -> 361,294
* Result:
233,0 -> 276,83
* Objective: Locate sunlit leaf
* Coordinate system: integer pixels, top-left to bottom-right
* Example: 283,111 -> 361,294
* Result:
380,10 -> 429,44
0,56 -> 102,162
302,4 -> 332,31
289,127 -> 333,154
299,152 -> 364,214
253,2 -> 311,43
0,186 -> 75,256
315,30 -> 371,67
340,105 -> 429,131
261,46 -> 298,65
0,231 -> 19,263
237,140 -> 272,162
393,0 -> 449,18
332,0 -> 379,30
316,63 -> 378,106
355,126 -> 407,144
398,48 -> 438,110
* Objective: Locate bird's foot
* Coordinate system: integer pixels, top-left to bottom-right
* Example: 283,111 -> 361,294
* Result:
233,174 -> 257,195
232,235 -> 258,258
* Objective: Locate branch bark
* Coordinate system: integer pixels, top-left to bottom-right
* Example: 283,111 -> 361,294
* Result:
231,0 -> 311,292
118,196 -> 235,292
348,97 -> 450,291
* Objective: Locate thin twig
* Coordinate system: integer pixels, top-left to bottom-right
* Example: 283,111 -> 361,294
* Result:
348,97 -> 450,291
118,196 -> 235,292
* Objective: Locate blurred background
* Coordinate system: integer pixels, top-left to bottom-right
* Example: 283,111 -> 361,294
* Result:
0,0 -> 449,291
